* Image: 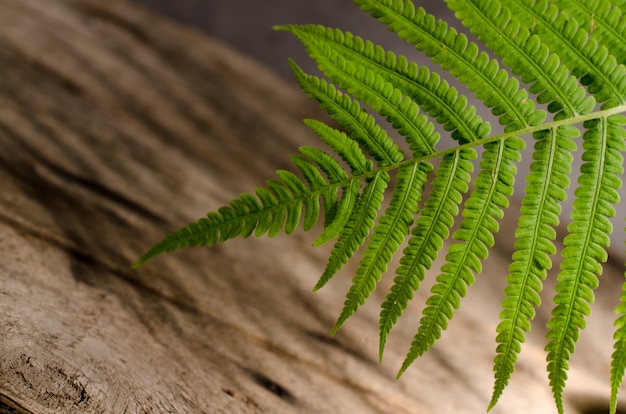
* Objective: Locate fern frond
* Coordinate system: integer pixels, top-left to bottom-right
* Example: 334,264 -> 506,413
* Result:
489,125 -> 578,410
399,136 -> 524,377
611,280 -> 626,414
545,115 -> 625,413
137,2 -> 626,412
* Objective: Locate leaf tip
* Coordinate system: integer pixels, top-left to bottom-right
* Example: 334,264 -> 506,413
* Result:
378,341 -> 385,364
132,247 -> 160,269
396,364 -> 408,380
131,259 -> 144,269
329,322 -> 342,337
272,24 -> 291,32
330,312 -> 350,336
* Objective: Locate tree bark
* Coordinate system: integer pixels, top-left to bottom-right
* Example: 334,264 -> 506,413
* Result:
0,0 -> 621,413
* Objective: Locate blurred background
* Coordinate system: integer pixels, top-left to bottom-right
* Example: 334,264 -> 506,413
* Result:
136,0 -> 456,80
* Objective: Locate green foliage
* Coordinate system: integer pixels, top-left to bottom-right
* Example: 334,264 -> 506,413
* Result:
135,0 -> 626,412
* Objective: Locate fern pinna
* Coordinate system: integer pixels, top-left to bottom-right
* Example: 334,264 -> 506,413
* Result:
135,0 -> 626,412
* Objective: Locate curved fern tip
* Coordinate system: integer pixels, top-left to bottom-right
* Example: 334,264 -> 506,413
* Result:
329,323 -> 341,337
133,243 -> 165,268
131,258 -> 145,269
396,361 -> 410,380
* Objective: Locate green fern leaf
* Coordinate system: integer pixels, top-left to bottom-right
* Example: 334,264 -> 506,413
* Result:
546,115 -> 625,413
489,125 -> 578,410
612,279 -> 626,414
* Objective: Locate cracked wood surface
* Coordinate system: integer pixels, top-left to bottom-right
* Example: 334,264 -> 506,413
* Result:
0,0 -> 623,413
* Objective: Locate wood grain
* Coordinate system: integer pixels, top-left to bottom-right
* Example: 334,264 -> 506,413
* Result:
0,0 -> 622,413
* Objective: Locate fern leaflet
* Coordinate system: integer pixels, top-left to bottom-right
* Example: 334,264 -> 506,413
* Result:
489,125 -> 577,410
612,277 -> 626,414
545,115 -> 625,412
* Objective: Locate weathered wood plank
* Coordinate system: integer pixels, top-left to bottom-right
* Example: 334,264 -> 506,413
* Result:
0,0 -> 622,413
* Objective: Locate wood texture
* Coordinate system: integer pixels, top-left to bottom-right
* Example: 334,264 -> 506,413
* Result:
0,0 -> 622,413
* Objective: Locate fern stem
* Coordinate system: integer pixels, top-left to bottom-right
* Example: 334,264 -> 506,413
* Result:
136,104 -> 626,268
433,104 -> 626,156
379,104 -> 626,180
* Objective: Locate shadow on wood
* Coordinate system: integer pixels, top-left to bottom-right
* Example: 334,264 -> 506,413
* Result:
0,0 -> 622,413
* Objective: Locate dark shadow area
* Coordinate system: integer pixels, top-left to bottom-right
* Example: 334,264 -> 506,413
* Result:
580,405 -> 626,414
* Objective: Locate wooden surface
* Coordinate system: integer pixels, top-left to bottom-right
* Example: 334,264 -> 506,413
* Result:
0,0 -> 623,413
